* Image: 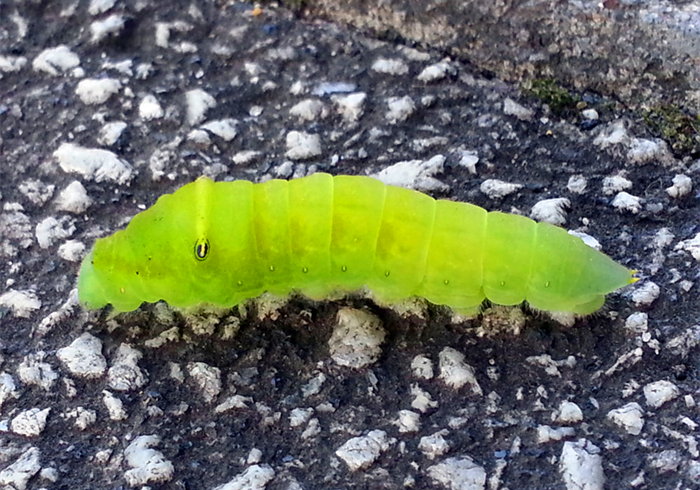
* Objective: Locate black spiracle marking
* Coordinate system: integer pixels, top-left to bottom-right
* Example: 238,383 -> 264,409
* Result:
194,238 -> 210,261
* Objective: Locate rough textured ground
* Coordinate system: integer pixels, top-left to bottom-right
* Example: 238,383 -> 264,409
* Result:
305,0 -> 700,113
0,1 -> 699,490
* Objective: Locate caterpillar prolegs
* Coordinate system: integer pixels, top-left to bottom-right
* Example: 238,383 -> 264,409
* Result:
78,173 -> 636,314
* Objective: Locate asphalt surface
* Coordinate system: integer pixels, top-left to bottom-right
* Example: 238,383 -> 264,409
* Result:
0,1 -> 699,489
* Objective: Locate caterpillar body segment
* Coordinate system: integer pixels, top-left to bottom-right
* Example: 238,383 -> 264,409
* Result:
78,173 -> 635,314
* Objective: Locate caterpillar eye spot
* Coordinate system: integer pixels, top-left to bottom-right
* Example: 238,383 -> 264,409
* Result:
302,267 -> 309,273
194,238 -> 210,261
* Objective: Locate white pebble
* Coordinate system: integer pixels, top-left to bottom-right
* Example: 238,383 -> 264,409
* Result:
18,179 -> 55,206
0,290 -> 41,318
552,401 -> 583,424
385,95 -> 416,123
18,352 -> 58,390
67,407 -> 97,430
123,435 -> 174,486
419,430 -> 451,460
643,380 -> 679,408
201,119 -> 238,141
285,131 -> 322,161
612,191 -> 642,213
479,179 -> 522,199
373,155 -> 446,192
567,175 -> 587,194
54,143 -> 133,184
187,362 -> 221,403
289,99 -> 327,121
457,151 -> 479,174
395,410 -> 421,433
75,78 -> 121,105
232,150 -> 262,166
98,121 -> 127,146
624,312 -> 648,335
602,174 -> 632,195
503,98 -> 534,120
411,354 -> 434,380
335,430 -> 391,471
103,390 -> 128,420
0,55 -> 27,73
214,395 -> 252,414
530,198 -> 570,226
581,109 -> 599,120
11,407 -> 50,437
411,384 -> 438,412
186,129 -> 210,145
0,373 -> 18,411
35,216 -> 75,248
606,402 -> 644,435
417,60 -> 453,82
32,46 -> 80,75
212,465 -> 274,490
675,233 -> 700,261
426,456 -> 486,490
90,15 -> 126,43
139,94 -> 164,120
332,92 -> 366,122
329,308 -> 385,369
108,344 -> 147,391
648,449 -> 682,473
593,120 -> 629,148
627,138 -> 674,166
56,333 -> 107,378
536,425 -> 575,444
631,281 -> 660,307
55,181 -> 92,214
289,407 -> 314,428
185,88 -> 216,125
560,439 -> 604,490
438,347 -> 482,394
0,447 -> 41,490
89,0 -> 117,15
666,174 -> 692,198
372,58 -> 409,76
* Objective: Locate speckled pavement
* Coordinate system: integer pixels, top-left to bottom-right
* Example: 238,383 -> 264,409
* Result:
0,1 -> 699,489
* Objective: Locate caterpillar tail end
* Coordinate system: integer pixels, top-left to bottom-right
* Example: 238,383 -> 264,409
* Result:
628,270 -> 641,284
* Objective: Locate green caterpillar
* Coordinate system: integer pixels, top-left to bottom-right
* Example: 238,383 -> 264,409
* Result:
78,173 -> 636,314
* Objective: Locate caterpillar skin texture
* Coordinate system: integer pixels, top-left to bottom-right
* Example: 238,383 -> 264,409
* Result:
78,173 -> 635,314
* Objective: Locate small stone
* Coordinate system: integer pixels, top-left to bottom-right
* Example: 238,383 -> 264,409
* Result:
335,430 -> 391,471
503,98 -> 534,120
56,333 -> 107,378
426,456 -> 486,490
75,78 -> 121,105
285,131 -> 322,161
329,308 -> 385,369
560,439 -> 604,490
643,380 -> 679,408
11,407 -> 50,437
606,402 -> 644,435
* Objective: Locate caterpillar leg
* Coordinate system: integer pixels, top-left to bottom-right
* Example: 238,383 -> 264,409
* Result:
571,295 -> 605,315
452,305 -> 482,319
